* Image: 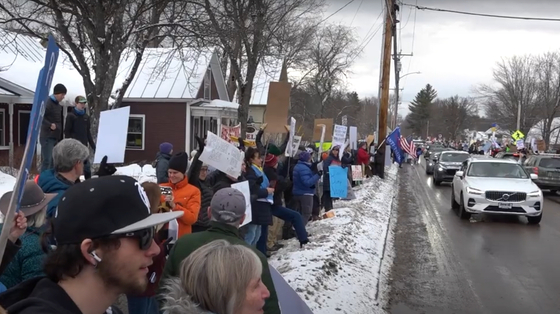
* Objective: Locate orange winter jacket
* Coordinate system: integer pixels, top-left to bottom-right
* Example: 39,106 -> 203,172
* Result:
160,178 -> 201,237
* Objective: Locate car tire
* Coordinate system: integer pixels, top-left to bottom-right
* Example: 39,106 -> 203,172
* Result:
451,186 -> 459,209
527,213 -> 542,225
458,192 -> 471,220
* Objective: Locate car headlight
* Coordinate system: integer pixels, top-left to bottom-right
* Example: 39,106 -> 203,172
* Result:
466,187 -> 483,195
528,190 -> 541,198
429,162 -> 433,166
438,166 -> 445,171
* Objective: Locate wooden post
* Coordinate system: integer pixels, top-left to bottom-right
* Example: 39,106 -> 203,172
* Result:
377,0 -> 394,179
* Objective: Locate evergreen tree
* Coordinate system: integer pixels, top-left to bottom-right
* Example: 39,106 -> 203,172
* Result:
406,84 -> 438,135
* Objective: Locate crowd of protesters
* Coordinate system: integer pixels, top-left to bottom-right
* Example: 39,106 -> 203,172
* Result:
0,84 -> 381,314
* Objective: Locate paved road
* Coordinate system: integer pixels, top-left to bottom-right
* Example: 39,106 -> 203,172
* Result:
387,160 -> 560,314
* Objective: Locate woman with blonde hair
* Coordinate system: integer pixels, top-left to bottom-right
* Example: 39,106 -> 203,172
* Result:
161,239 -> 270,314
0,181 -> 56,289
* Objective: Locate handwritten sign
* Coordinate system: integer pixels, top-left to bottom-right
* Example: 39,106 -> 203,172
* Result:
329,166 -> 348,198
231,181 -> 252,227
199,131 -> 242,178
516,139 -> 525,150
332,124 -> 347,148
289,135 -> 302,157
351,165 -> 363,181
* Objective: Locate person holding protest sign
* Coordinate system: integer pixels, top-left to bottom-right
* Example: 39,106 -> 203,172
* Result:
0,175 -> 183,314
160,152 -> 201,237
243,148 -> 274,250
0,181 -> 57,289
0,212 -> 27,288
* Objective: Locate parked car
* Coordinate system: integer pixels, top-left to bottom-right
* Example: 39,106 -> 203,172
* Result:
432,151 -> 470,185
451,158 -> 543,224
523,154 -> 560,193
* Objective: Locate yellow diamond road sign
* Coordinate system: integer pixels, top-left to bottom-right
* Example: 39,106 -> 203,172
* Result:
511,130 -> 525,141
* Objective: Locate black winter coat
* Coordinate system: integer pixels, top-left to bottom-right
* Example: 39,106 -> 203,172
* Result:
263,166 -> 287,206
187,155 -> 213,228
245,165 -> 272,225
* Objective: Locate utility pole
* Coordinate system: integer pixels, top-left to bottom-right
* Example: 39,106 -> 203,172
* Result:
391,3 -> 400,130
377,0 -> 394,179
516,101 -> 521,131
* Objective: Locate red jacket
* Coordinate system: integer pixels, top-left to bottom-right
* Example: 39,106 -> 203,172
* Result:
357,147 -> 369,165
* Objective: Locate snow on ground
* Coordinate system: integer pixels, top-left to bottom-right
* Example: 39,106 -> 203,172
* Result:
268,164 -> 399,314
114,164 -> 157,183
0,171 -> 16,199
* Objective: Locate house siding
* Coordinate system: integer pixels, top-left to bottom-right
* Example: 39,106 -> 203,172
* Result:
0,103 -> 39,171
122,102 -> 186,163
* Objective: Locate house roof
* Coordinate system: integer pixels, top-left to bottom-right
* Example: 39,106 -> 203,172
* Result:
0,29 -> 229,102
232,59 -> 284,105
0,29 -> 86,99
115,48 -> 229,100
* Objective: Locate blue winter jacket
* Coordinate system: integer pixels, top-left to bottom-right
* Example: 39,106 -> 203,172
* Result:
292,161 -> 320,196
37,169 -> 72,218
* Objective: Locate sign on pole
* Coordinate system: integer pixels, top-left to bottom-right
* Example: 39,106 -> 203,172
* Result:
0,35 -> 59,263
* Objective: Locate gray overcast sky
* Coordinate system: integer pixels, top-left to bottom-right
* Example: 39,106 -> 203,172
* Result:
322,0 -> 560,117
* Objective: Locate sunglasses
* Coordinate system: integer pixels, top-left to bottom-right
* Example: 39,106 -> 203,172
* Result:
114,227 -> 155,250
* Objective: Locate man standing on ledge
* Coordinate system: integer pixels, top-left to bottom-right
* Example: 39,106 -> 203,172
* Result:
40,83 -> 66,172
65,96 -> 96,179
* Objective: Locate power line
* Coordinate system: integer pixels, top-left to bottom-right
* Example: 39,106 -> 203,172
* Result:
318,0 -> 356,25
401,3 -> 560,22
349,0 -> 365,27
401,0 -> 417,90
349,7 -> 385,64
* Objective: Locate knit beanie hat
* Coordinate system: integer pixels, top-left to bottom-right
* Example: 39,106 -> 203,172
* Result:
159,142 -> 173,155
168,152 -> 189,173
264,153 -> 278,167
299,151 -> 311,162
53,83 -> 67,95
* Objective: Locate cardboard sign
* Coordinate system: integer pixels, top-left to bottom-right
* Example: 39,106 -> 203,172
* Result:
263,82 -> 291,133
313,118 -> 334,141
351,165 -> 363,181
537,139 -> 546,152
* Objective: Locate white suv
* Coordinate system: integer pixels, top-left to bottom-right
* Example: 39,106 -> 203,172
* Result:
451,158 -> 543,224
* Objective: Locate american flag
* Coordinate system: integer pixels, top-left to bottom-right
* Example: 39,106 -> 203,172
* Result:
400,136 -> 416,158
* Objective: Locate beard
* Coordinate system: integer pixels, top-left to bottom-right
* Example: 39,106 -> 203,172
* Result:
97,251 -> 148,295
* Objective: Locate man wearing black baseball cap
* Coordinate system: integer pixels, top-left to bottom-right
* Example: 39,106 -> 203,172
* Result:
0,175 -> 183,314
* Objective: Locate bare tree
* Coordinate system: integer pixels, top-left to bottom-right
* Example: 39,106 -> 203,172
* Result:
430,96 -> 478,140
532,52 -> 560,148
184,0 -> 324,136
0,0 -> 191,137
479,55 -> 540,135
299,24 -> 360,118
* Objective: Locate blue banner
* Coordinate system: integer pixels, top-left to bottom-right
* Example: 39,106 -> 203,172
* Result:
386,127 -> 404,164
16,35 -> 59,207
329,166 -> 348,198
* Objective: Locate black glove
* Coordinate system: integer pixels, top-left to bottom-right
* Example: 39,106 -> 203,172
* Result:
256,176 -> 264,185
238,137 -> 246,151
195,135 -> 205,153
95,156 -> 117,177
318,170 -> 323,176
341,164 -> 348,169
311,162 -> 319,173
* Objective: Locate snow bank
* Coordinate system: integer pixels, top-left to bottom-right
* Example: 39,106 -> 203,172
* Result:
115,164 -> 157,184
269,165 -> 399,314
0,172 -> 16,199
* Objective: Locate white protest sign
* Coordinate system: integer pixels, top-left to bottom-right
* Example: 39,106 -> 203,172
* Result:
349,126 -> 358,150
285,117 -> 296,157
231,181 -> 252,227
530,137 -> 538,152
94,106 -> 130,163
516,139 -> 525,150
289,136 -> 302,157
199,131 -> 242,178
351,165 -> 363,181
332,124 -> 347,148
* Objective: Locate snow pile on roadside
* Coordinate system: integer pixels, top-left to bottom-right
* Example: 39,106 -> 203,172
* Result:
269,165 -> 399,314
0,171 -> 16,199
114,164 -> 157,183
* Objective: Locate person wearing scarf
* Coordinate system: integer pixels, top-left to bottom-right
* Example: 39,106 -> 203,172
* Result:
243,148 -> 274,254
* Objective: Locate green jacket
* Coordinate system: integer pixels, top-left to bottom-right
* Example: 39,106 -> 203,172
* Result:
160,222 -> 280,314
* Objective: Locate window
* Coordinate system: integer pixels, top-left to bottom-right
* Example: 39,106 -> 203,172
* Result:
0,109 -> 5,146
440,153 -> 469,162
126,114 -> 145,150
18,110 -> 31,146
467,162 -> 528,179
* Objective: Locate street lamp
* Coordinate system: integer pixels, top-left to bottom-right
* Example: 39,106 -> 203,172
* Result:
393,71 -> 421,128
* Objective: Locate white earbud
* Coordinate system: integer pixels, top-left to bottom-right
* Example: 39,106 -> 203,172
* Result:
90,251 -> 102,263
